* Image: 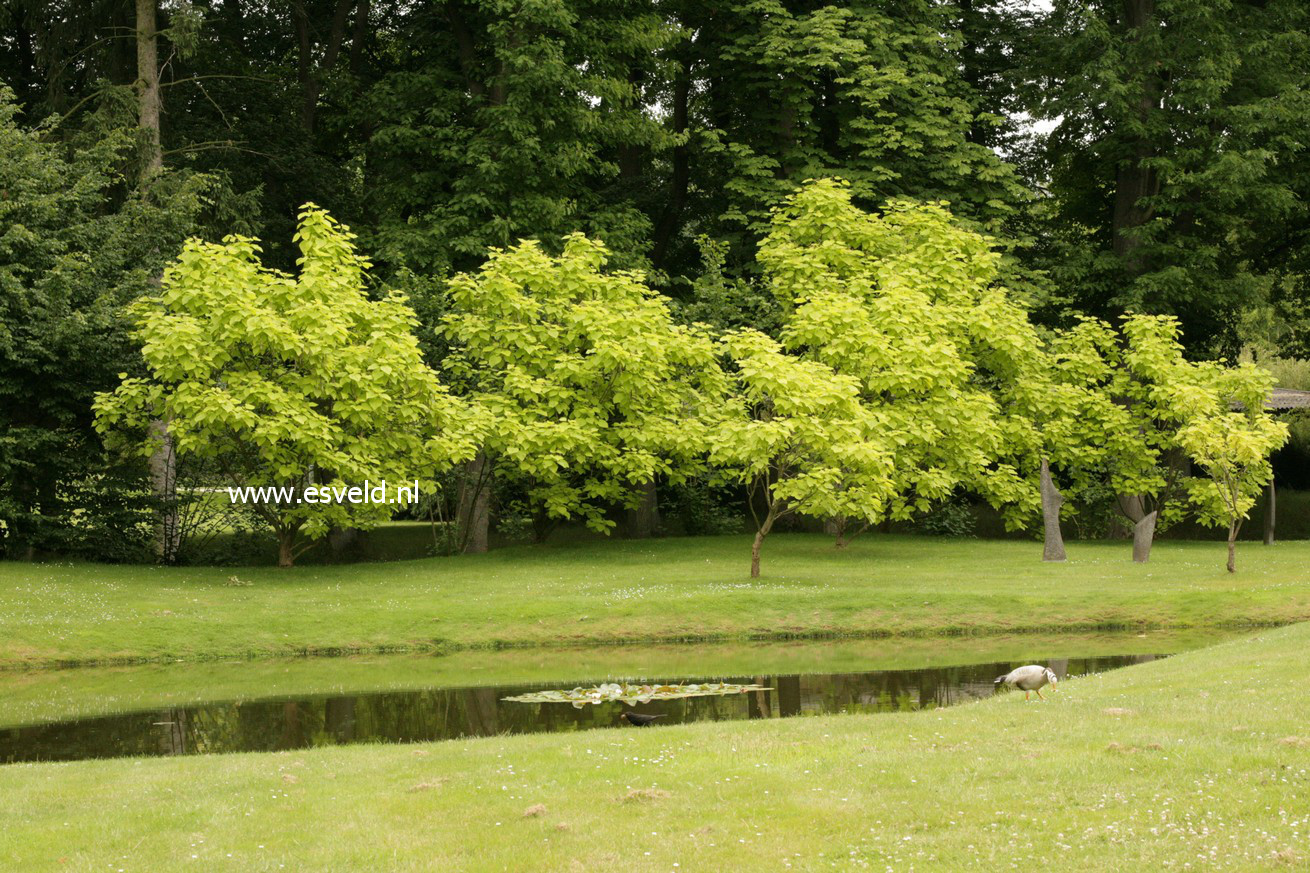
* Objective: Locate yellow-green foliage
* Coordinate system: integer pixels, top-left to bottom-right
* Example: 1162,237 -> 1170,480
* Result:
756,179 -> 1038,523
708,328 -> 893,528
442,234 -> 726,532
93,207 -> 481,557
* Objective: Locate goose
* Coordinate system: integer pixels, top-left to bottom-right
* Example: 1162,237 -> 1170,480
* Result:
994,665 -> 1058,700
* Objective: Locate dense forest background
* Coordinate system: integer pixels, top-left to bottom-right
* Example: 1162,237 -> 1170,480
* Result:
4,0 -> 1310,562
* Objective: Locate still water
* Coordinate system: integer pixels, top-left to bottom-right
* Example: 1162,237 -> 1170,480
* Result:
0,653 -> 1161,764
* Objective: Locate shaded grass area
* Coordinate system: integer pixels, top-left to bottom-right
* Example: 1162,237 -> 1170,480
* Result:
201,489 -> 1310,566
967,489 -> 1310,541
3,534 -> 1310,669
2,624 -> 1307,871
0,629 -> 1233,729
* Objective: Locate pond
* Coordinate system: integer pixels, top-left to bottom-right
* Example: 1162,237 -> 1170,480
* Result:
0,631 -> 1227,764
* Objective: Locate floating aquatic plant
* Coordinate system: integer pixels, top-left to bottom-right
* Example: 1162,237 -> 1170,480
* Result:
503,682 -> 772,708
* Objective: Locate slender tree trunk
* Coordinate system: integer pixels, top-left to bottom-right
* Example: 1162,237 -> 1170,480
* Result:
457,453 -> 490,553
160,708 -> 186,755
751,675 -> 770,719
957,0 -> 989,147
1132,510 -> 1157,563
148,420 -> 180,562
9,5 -> 37,109
348,0 -> 371,75
1227,521 -> 1238,573
137,0 -> 178,563
750,502 -> 780,578
1264,480 -> 1276,545
651,56 -> 690,269
625,479 -> 659,539
281,701 -> 304,747
750,528 -> 766,579
1039,458 -> 1066,562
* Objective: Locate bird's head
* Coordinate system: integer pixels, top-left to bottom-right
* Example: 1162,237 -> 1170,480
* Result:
1045,668 -> 1059,690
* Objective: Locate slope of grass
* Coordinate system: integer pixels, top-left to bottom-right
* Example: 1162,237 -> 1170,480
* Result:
2,623 -> 1307,871
3,534 -> 1310,668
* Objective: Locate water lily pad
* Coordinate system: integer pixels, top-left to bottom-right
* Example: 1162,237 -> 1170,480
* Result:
503,682 -> 772,708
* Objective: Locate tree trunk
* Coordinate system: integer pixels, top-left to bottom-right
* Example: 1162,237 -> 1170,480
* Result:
750,675 -> 770,719
625,479 -> 659,539
137,0 -> 178,563
1039,458 -> 1066,562
1117,493 -> 1157,562
531,507 -> 555,544
348,0 -> 371,75
1264,480 -> 1276,545
651,55 -> 690,269
148,419 -> 179,563
448,3 -> 486,99
1132,510 -> 1157,563
135,0 -> 162,182
280,701 -> 305,747
292,0 -> 354,133
750,528 -> 765,578
825,516 -> 848,548
750,502 -> 780,578
1112,0 -> 1162,276
160,707 -> 186,756
277,530 -> 295,568
457,453 -> 490,554
1227,521 -> 1238,573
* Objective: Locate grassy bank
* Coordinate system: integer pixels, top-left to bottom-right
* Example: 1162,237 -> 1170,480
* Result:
2,623 -> 1307,871
0,629 -> 1232,729
4,534 -> 1310,669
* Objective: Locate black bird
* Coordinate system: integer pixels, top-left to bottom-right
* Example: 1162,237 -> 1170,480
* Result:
619,712 -> 666,726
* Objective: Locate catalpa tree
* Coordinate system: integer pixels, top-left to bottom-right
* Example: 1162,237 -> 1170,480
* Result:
755,179 -> 1034,541
1123,316 -> 1287,572
95,207 -> 481,566
1014,314 -> 1286,569
1006,317 -> 1160,563
707,329 -> 894,577
441,233 -> 726,544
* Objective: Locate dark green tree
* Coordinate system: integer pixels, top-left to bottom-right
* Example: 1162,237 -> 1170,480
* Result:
654,0 -> 1034,283
1023,0 -> 1310,351
0,86 -> 206,559
357,0 -> 675,277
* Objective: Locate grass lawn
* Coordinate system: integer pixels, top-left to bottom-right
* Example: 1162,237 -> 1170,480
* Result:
3,534 -> 1310,668
2,622 -> 1307,871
